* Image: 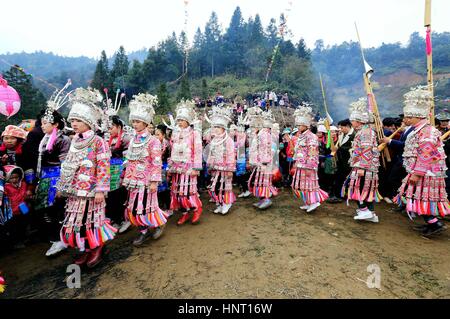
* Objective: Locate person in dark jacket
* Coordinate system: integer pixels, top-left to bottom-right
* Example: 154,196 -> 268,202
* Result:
332,119 -> 355,200
35,110 -> 71,256
21,113 -> 45,185
107,116 -> 131,234
381,116 -> 414,211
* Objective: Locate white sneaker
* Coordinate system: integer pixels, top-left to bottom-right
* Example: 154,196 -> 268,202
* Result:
253,200 -> 263,208
238,191 -> 251,198
214,206 -> 223,214
221,204 -> 232,215
258,199 -> 273,210
151,225 -> 166,240
384,197 -> 393,204
300,205 -> 309,210
354,209 -> 374,220
366,214 -> 379,223
119,220 -> 131,234
354,208 -> 364,217
306,202 -> 321,213
45,241 -> 67,257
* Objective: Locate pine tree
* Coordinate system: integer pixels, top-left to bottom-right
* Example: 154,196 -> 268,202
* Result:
201,78 -> 208,100
179,31 -> 189,74
190,28 -> 207,77
204,12 -> 222,77
1,66 -> 46,126
249,14 -> 264,46
125,60 -> 147,96
177,75 -> 191,101
156,83 -> 171,114
265,18 -> 278,48
223,7 -> 246,75
91,50 -> 112,94
193,27 -> 205,47
296,39 -> 311,60
111,46 -> 129,91
157,34 -> 183,83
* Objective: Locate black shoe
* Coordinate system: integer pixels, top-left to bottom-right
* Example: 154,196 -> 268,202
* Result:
326,197 -> 342,204
412,224 -> 428,232
133,232 -> 151,246
393,206 -> 405,213
422,221 -> 447,237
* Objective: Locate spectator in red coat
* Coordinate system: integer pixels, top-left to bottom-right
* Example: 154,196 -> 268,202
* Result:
3,165 -> 30,249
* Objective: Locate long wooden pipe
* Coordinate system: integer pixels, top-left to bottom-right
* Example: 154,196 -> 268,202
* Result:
440,129 -> 450,141
378,125 -> 405,151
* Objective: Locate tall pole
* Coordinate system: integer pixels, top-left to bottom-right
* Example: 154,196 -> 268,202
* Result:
319,73 -> 329,116
425,0 -> 435,125
319,73 -> 336,152
354,23 -> 391,166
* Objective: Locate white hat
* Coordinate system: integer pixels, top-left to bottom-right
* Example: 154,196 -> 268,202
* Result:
349,98 -> 370,123
208,104 -> 233,129
272,122 -> 280,131
317,125 -> 327,133
330,125 -> 339,131
246,106 -> 263,128
262,110 -> 275,129
128,93 -> 157,125
294,106 -> 313,126
175,99 -> 197,124
68,87 -> 104,130
403,85 -> 432,119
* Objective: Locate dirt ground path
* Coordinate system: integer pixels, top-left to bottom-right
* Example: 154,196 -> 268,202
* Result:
1,190 -> 450,299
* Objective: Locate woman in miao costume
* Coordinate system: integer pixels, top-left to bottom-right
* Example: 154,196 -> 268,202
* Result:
394,86 -> 448,236
205,105 -> 236,215
122,93 -> 169,246
57,88 -> 116,268
341,98 -> 381,223
291,105 -> 329,213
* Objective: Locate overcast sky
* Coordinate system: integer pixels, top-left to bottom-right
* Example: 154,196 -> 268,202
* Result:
1,0 -> 449,58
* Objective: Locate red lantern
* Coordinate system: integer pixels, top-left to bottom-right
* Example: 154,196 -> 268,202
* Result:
0,76 -> 21,118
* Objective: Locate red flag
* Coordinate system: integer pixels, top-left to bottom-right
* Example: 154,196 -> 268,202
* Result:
426,26 -> 432,56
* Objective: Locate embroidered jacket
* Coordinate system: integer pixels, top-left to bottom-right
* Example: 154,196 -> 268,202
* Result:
168,126 -> 202,173
249,128 -> 273,167
57,130 -> 110,197
207,134 -> 236,172
122,132 -> 162,188
403,119 -> 446,177
293,130 -> 319,170
349,124 -> 380,172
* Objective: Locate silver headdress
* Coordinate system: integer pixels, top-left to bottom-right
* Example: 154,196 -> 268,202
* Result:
100,89 -> 127,132
42,79 -> 72,123
403,85 -> 433,119
175,99 -> 198,124
262,110 -> 275,129
349,98 -> 370,123
128,93 -> 157,125
246,106 -> 263,129
294,105 -> 313,126
206,104 -> 233,129
67,87 -> 104,130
